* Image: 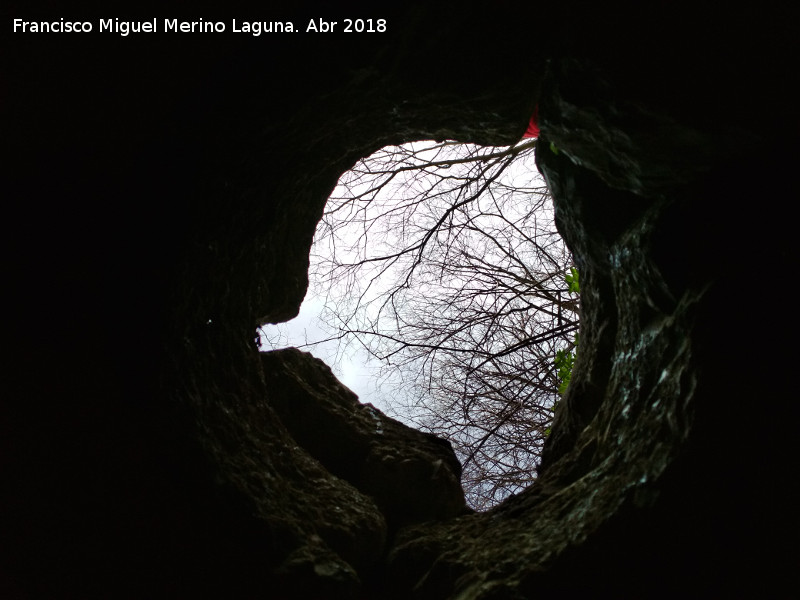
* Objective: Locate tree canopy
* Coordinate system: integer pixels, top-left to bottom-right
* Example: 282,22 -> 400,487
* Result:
268,139 -> 579,509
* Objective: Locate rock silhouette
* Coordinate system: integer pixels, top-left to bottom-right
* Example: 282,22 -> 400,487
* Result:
4,6 -> 797,598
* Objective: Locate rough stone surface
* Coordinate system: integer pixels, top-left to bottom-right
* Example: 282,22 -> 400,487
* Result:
4,5 -> 797,599
260,348 -> 469,532
381,51 -> 800,600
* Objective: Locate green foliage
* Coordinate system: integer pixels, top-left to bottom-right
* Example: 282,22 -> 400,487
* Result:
565,266 -> 580,293
554,267 -> 580,397
555,335 -> 578,395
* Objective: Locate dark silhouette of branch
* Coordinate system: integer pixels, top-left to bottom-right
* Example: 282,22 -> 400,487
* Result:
307,139 -> 578,509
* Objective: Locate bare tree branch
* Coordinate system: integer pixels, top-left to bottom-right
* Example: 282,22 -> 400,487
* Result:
306,139 -> 579,509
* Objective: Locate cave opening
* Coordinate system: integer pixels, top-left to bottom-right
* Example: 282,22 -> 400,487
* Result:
258,138 -> 579,509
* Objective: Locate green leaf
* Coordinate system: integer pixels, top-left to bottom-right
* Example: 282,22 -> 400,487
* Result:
554,267 -> 580,396
565,266 -> 580,293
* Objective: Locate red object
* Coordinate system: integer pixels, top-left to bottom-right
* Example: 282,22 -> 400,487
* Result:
522,105 -> 540,138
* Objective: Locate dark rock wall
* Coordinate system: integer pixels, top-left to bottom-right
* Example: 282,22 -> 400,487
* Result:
4,4 -> 798,598
4,6 -> 539,597
260,349 -> 467,533
383,54 -> 800,596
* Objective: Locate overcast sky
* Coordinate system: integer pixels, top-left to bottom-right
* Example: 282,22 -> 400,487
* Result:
258,138 -> 547,419
258,294 -> 395,411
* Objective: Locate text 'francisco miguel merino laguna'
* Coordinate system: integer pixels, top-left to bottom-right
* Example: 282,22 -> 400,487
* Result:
12,18 -> 388,35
